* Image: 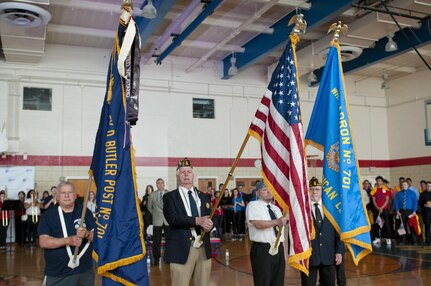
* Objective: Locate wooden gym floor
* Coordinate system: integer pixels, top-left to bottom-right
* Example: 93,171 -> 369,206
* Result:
1,238 -> 431,285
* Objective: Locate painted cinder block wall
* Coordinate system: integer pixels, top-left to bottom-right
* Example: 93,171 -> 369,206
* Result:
0,44 -> 430,197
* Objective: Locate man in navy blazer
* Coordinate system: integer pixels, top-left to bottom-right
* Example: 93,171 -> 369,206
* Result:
163,158 -> 213,286
301,177 -> 344,286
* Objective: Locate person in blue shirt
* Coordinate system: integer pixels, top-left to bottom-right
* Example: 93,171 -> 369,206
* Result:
394,180 -> 418,245
250,180 -> 261,202
38,181 -> 95,286
232,188 -> 245,240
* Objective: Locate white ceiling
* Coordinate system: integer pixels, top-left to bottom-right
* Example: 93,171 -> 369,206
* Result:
0,0 -> 430,81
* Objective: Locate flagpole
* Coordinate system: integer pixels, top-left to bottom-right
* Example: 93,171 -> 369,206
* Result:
198,133 -> 251,243
72,174 -> 93,264
271,209 -> 287,253
198,14 -> 308,245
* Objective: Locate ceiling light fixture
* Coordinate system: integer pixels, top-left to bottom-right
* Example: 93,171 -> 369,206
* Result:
142,0 -> 157,19
385,32 -> 398,52
381,73 -> 390,89
228,53 -> 238,76
307,70 -> 317,86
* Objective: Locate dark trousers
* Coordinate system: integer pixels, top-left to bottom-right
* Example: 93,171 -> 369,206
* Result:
399,209 -> 415,243
0,223 -> 7,247
46,268 -> 95,286
336,259 -> 346,286
232,211 -> 242,235
15,216 -> 25,245
222,209 -> 232,234
153,224 -> 169,261
143,212 -> 152,238
388,212 -> 395,239
212,215 -> 223,238
301,264 -> 336,286
373,209 -> 391,239
240,210 -> 246,234
423,211 -> 431,243
250,242 -> 285,286
26,218 -> 39,244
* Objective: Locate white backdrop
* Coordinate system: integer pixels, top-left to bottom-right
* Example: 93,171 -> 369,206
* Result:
0,166 -> 35,198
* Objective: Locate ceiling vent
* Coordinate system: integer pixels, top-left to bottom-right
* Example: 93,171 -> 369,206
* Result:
318,45 -> 363,62
0,2 -> 51,28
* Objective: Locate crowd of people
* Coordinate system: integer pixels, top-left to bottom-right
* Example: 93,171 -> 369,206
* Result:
1,169 -> 430,286
362,176 -> 431,245
0,185 -> 98,250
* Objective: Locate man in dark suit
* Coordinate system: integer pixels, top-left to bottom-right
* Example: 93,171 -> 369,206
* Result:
301,177 -> 344,286
163,158 -> 213,286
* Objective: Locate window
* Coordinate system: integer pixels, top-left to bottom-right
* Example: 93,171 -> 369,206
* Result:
23,87 -> 52,111
425,99 -> 431,145
193,98 -> 214,119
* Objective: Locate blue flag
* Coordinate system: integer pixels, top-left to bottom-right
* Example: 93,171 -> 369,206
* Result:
90,9 -> 149,286
305,42 -> 372,264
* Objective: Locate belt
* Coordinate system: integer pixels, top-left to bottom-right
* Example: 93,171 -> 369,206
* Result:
252,241 -> 283,246
252,241 -> 269,245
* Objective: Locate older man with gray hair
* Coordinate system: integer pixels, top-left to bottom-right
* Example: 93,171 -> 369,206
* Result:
163,158 -> 213,286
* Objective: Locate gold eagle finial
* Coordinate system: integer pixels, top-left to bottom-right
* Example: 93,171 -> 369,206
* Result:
121,0 -> 134,11
328,21 -> 348,43
288,13 -> 307,36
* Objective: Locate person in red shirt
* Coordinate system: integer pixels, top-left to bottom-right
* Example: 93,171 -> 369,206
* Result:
371,176 -> 392,245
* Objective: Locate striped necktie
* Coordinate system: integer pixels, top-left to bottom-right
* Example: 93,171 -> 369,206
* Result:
160,191 -> 164,208
403,191 -> 407,210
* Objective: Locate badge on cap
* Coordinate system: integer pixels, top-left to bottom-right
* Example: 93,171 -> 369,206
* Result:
177,157 -> 193,170
309,177 -> 322,187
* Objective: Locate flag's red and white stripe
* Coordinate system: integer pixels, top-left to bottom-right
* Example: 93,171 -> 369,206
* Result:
249,88 -> 312,273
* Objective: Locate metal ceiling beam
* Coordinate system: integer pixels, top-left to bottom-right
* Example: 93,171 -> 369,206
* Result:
221,0 -> 353,79
135,0 -> 177,50
156,0 -> 223,64
312,22 -> 431,85
142,0 -> 202,64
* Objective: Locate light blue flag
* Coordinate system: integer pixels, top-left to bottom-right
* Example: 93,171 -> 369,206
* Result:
305,42 -> 372,264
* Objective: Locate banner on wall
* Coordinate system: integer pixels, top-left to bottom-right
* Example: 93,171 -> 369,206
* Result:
0,166 -> 35,198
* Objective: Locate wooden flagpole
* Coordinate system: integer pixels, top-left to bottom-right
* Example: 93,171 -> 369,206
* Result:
72,174 -> 93,264
199,133 -> 251,243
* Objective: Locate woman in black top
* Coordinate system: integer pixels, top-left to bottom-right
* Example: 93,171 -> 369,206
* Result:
140,185 -> 153,238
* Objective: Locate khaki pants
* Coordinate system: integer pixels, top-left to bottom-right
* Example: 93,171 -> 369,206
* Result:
170,246 -> 211,286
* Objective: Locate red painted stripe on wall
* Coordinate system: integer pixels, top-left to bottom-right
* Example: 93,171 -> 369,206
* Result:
0,155 -> 430,168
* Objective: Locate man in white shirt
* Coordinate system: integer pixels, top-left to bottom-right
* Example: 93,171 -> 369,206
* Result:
246,181 -> 288,286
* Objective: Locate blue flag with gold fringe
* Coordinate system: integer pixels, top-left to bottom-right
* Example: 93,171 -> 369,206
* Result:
90,7 -> 149,286
305,42 -> 372,265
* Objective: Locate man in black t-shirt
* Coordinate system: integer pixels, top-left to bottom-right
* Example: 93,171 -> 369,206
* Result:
38,181 -> 95,286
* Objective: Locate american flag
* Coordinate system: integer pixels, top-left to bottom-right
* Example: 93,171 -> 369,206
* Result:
248,36 -> 312,274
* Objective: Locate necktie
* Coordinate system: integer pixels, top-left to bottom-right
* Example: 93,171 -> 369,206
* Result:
188,190 -> 199,217
403,191 -> 407,210
188,190 -> 200,235
314,203 -> 323,227
267,204 -> 278,237
160,191 -> 164,208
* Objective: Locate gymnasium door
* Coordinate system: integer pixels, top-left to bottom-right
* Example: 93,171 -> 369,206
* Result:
67,178 -> 97,198
197,178 -> 216,193
235,178 -> 261,194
